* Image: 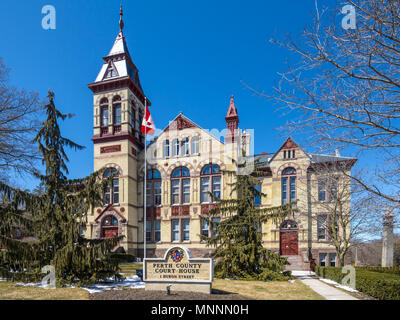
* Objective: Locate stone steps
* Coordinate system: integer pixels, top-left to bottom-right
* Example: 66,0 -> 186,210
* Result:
283,255 -> 308,271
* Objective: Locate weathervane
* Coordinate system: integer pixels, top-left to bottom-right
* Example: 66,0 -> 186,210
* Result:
119,5 -> 124,33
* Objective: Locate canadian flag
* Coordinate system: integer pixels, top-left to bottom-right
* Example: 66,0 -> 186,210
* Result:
141,104 -> 156,136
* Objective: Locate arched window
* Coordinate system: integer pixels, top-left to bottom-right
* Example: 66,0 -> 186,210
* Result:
163,140 -> 170,158
101,215 -> 119,238
200,164 -> 221,203
100,98 -> 109,127
172,139 -> 179,156
171,167 -> 190,205
181,138 -> 189,156
146,169 -> 162,206
104,168 -> 120,205
113,96 -> 122,125
282,167 -> 296,204
191,136 -> 199,154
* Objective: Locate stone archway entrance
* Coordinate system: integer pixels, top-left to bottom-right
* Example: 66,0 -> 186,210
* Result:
280,220 -> 298,255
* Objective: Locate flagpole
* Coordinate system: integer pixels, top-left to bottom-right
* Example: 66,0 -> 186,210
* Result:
144,97 -> 147,261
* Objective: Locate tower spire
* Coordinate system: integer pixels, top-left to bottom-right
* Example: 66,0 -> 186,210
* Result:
119,5 -> 124,34
225,95 -> 239,142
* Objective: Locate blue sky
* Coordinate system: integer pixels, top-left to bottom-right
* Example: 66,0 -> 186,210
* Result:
1,0 -> 352,190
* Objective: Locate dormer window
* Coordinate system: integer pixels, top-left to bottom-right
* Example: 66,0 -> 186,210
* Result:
104,62 -> 118,79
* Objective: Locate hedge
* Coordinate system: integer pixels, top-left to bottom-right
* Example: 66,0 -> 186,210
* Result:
315,266 -> 400,300
109,253 -> 137,263
355,266 -> 400,275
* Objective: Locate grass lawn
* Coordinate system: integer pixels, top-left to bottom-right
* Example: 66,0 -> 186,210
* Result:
212,279 -> 325,300
0,265 -> 324,300
0,281 -> 89,300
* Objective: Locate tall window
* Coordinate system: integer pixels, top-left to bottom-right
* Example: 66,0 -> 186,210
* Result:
170,219 -> 190,242
329,253 -> 336,266
154,220 -> 161,242
191,136 -> 199,154
172,220 -> 180,242
146,220 -> 161,243
100,98 -> 109,127
181,138 -> 189,156
281,167 -> 296,205
329,178 -> 339,201
318,180 -> 326,201
327,215 -> 339,238
318,177 -> 339,202
319,253 -> 327,266
200,164 -> 221,203
317,215 -> 327,240
146,169 -> 162,206
146,221 -> 152,242
113,96 -> 122,124
254,184 -> 261,206
104,168 -> 119,205
201,219 -> 209,237
138,110 -> 144,141
163,140 -> 170,158
172,139 -> 179,156
212,218 -> 220,237
131,103 -> 136,129
182,219 -> 190,241
171,167 -> 190,205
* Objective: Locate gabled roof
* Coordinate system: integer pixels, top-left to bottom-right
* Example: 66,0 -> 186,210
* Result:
95,204 -> 126,223
164,113 -> 199,132
268,136 -> 310,163
143,113 -> 225,154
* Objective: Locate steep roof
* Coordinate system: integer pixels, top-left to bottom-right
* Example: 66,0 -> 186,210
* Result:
90,6 -> 144,95
225,95 -> 238,119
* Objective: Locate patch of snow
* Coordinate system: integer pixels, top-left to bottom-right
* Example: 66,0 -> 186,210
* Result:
288,279 -> 296,283
15,276 -> 145,293
291,270 -> 316,277
319,278 -> 359,293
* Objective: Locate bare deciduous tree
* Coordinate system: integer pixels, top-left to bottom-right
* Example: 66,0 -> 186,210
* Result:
305,161 -> 378,266
0,58 -> 42,180
259,0 -> 400,206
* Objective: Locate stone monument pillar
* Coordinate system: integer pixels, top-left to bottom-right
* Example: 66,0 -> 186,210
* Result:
382,209 -> 395,267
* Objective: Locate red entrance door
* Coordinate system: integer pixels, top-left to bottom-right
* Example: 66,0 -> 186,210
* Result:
103,227 -> 118,238
280,231 -> 298,255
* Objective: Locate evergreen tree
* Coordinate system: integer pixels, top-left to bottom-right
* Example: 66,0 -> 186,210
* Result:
203,157 -> 296,280
0,91 -> 122,286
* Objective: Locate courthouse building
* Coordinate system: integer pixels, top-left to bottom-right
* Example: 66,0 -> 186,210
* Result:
85,9 -> 357,269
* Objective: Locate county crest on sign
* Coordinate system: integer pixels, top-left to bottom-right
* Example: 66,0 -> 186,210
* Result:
143,246 -> 213,294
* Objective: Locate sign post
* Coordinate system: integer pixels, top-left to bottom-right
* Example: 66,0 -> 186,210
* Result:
144,246 -> 213,294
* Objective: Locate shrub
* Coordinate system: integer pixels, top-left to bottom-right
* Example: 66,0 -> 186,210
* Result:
355,266 -> 400,275
315,266 -> 400,300
109,253 -> 136,263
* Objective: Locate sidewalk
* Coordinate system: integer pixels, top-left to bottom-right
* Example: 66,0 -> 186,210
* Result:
292,271 -> 358,300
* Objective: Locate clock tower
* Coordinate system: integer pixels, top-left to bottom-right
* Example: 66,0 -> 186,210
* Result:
87,6 -> 149,255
